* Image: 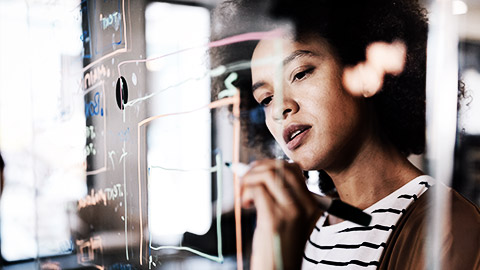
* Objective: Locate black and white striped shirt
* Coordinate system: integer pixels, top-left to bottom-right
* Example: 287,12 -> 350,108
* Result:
302,175 -> 434,269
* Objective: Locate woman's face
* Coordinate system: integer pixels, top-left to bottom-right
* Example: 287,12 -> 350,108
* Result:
251,36 -> 367,171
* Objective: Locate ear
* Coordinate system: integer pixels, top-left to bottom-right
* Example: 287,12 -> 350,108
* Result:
342,40 -> 407,98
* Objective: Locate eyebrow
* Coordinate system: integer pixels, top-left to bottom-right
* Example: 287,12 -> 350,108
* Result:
252,50 -> 316,92
282,50 -> 316,66
252,81 -> 265,92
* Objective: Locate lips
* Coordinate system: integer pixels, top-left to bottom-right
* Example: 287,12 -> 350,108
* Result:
283,124 -> 312,150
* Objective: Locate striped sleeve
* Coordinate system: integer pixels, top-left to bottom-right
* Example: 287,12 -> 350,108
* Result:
302,175 -> 435,269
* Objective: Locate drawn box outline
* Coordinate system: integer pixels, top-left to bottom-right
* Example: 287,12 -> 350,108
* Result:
136,95 -> 242,266
80,0 -> 92,59
75,236 -> 105,270
146,150 -> 224,264
93,0 -> 126,56
84,81 -> 108,176
81,0 -> 130,71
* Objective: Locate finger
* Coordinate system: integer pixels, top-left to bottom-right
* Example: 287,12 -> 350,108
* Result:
241,186 -> 254,208
246,160 -> 322,219
242,169 -> 294,210
241,160 -> 309,212
249,160 -> 313,203
280,165 -> 318,210
249,185 -> 281,270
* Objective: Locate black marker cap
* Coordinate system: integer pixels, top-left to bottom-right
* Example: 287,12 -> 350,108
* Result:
328,199 -> 372,226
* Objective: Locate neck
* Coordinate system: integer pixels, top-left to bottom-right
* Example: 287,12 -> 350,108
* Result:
325,139 -> 423,210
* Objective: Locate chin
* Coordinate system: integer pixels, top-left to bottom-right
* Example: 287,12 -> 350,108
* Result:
298,162 -> 320,171
287,154 -> 318,171
287,149 -> 326,171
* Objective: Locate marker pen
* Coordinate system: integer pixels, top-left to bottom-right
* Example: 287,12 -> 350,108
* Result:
225,162 -> 372,226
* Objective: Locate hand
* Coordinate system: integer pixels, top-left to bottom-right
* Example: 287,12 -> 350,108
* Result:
240,159 -> 323,270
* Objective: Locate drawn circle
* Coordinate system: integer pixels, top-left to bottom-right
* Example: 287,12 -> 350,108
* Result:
116,76 -> 129,110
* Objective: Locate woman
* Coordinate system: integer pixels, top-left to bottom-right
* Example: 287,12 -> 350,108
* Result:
211,0 -> 480,269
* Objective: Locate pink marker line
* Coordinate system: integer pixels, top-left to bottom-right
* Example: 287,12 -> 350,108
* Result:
117,30 -> 283,76
137,95 -> 240,266
207,30 -> 283,48
131,29 -> 284,268
231,92 -> 243,270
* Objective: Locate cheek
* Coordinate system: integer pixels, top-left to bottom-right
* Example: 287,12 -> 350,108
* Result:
307,72 -> 359,122
265,116 -> 282,142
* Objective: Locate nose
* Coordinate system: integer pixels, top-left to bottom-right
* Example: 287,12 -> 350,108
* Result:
272,96 -> 299,122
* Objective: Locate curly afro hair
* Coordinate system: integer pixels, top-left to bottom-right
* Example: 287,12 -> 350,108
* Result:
211,0 -> 428,160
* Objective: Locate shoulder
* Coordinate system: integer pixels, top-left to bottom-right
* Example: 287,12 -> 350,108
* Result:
447,188 -> 480,269
377,187 -> 428,269
449,188 -> 480,221
379,185 -> 480,270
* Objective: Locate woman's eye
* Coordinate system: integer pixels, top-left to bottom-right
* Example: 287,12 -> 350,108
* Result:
260,96 -> 273,107
293,67 -> 314,82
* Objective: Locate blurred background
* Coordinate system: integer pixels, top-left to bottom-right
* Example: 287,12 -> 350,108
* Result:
0,0 -> 478,269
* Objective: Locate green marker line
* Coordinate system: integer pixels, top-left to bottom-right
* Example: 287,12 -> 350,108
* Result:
149,165 -> 218,173
150,245 -> 223,263
149,152 -> 224,264
215,153 -> 224,262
